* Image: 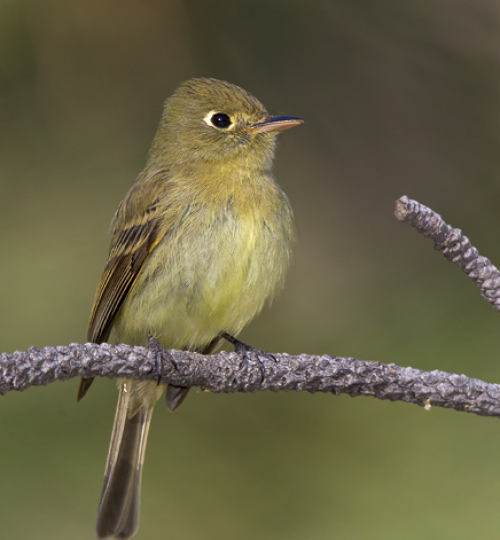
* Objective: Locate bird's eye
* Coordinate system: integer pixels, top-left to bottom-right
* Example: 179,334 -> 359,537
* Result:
210,113 -> 232,129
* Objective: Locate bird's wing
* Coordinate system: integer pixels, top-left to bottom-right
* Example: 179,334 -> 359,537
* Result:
78,189 -> 166,401
87,199 -> 164,344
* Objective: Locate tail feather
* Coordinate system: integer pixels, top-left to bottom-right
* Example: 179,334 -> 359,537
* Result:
96,381 -> 156,540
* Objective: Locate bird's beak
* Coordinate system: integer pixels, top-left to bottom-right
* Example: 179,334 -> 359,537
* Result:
247,116 -> 304,134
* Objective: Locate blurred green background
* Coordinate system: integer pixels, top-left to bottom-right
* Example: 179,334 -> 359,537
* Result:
1,1 -> 500,539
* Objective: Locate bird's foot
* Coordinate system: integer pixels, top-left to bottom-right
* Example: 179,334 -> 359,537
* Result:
148,335 -> 169,385
220,332 -> 275,381
220,332 -> 259,354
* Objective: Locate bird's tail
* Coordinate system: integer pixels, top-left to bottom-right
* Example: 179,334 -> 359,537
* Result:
96,380 -> 161,539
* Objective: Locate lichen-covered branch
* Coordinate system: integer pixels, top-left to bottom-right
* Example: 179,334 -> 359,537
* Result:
1,342 -> 500,419
395,195 -> 500,311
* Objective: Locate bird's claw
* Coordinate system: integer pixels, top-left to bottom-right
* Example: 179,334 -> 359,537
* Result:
220,332 -> 275,381
148,335 -> 167,385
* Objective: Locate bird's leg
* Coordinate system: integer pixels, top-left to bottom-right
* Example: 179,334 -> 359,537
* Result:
147,335 -> 190,410
220,332 -> 260,354
220,332 -> 275,381
148,335 -> 170,385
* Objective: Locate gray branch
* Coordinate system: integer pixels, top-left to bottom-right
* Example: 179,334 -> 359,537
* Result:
1,196 -> 499,421
1,342 -> 500,419
395,195 -> 500,311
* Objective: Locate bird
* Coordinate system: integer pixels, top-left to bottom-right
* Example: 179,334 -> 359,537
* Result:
78,77 -> 303,539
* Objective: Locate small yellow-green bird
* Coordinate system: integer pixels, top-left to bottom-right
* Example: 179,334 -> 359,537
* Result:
79,78 -> 303,539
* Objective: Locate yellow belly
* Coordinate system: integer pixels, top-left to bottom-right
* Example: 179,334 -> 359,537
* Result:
113,188 -> 293,351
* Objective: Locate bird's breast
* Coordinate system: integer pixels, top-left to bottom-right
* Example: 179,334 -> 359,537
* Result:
113,173 -> 294,350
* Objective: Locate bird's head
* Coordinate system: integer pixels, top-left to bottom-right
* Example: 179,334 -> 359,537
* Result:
148,78 -> 303,172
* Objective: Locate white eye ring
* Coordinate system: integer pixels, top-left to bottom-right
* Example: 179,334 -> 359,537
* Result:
203,111 -> 216,126
203,110 -> 234,130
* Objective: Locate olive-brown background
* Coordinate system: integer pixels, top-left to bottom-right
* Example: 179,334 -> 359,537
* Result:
1,1 -> 500,539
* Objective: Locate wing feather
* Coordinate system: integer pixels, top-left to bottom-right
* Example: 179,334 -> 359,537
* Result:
87,215 -> 161,344
78,196 -> 165,401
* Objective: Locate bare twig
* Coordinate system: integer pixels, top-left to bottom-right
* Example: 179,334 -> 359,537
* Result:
395,195 -> 500,310
1,196 -> 498,422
